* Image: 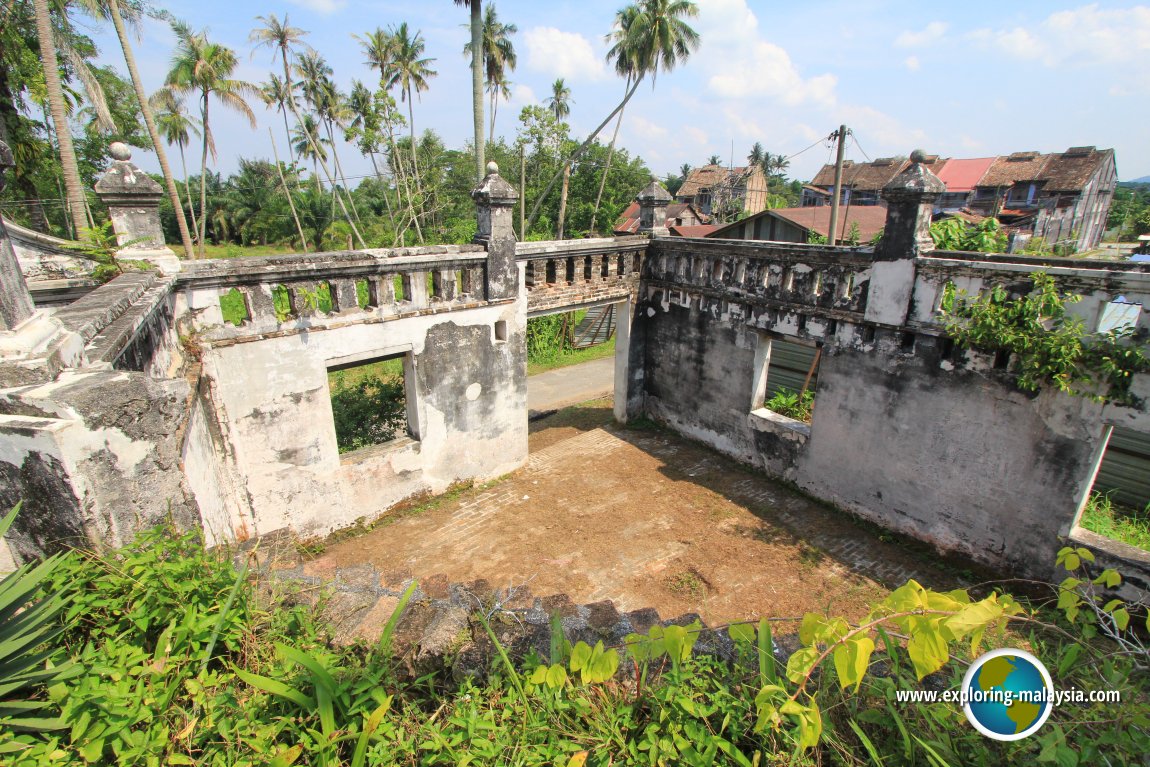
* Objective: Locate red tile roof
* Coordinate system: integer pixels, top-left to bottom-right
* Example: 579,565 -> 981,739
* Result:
935,157 -> 996,193
669,224 -> 719,238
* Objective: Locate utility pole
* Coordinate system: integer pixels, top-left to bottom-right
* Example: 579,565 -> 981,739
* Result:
827,124 -> 848,246
519,145 -> 526,241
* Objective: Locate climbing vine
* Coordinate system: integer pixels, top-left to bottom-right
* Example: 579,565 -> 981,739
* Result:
941,273 -> 1149,404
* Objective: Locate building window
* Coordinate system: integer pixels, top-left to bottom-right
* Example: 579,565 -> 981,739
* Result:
751,336 -> 821,424
327,353 -> 417,454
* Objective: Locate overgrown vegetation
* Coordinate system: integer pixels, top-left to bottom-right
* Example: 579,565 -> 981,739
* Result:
329,358 -> 407,453
765,387 -> 814,423
1,521 -> 1148,765
941,273 -> 1150,404
1080,492 -> 1150,551
929,217 -> 1009,254
525,310 -> 617,375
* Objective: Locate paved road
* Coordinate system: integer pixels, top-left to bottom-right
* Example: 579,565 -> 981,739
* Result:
527,355 -> 615,415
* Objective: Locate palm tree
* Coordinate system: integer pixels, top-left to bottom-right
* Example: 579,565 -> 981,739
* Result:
453,0 -> 485,180
292,113 -> 328,179
357,29 -> 423,243
748,142 -> 765,169
589,4 -> 641,234
260,74 -> 296,162
295,52 -> 361,222
151,89 -> 200,241
164,26 -> 257,257
464,4 -> 516,143
526,0 -> 700,231
708,154 -> 722,166
381,22 -> 436,229
32,0 -> 87,237
545,78 -> 572,121
251,14 -> 365,248
99,0 -> 196,258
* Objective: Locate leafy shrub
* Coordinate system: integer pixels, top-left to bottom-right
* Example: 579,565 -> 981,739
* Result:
930,217 -> 1008,253
2,523 -> 1148,765
941,273 -> 1150,403
330,372 -> 407,453
765,387 -> 814,422
1079,492 -> 1150,551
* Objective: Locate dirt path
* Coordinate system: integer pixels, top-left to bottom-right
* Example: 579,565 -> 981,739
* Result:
309,400 -> 963,626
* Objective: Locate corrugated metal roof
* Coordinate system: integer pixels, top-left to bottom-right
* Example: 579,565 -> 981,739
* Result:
708,205 -> 888,242
669,224 -> 720,238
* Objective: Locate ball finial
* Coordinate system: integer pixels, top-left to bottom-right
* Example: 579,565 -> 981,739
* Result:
486,161 -> 499,175
110,142 -> 132,162
910,149 -> 928,164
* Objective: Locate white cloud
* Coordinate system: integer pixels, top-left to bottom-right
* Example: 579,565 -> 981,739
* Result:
895,22 -> 948,48
685,127 -> 709,146
523,27 -> 606,82
629,115 -> 669,141
510,83 -> 537,107
286,0 -> 346,14
973,4 -> 1150,67
696,0 -> 837,107
904,56 -> 921,71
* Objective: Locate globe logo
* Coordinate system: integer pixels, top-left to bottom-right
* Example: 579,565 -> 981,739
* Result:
962,648 -> 1054,741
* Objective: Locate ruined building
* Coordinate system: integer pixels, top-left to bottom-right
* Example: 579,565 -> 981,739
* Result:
0,145 -> 1147,601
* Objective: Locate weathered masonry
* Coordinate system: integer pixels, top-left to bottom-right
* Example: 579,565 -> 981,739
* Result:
0,147 -> 1147,596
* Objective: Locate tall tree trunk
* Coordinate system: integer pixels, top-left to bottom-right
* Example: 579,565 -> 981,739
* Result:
178,143 -> 198,240
269,127 -> 308,253
406,95 -> 425,230
381,111 -> 422,244
280,105 -> 295,166
589,80 -> 629,235
108,0 -> 194,259
526,73 -> 644,231
488,87 -> 497,144
277,49 -> 365,248
325,118 -> 361,223
556,161 -> 570,239
32,0 -> 86,238
198,91 -> 210,256
367,151 -> 399,246
469,0 -> 484,180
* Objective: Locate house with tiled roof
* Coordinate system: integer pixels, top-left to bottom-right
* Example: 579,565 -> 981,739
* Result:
613,200 -> 711,236
802,147 -> 1117,251
674,164 -> 769,220
706,205 -> 889,245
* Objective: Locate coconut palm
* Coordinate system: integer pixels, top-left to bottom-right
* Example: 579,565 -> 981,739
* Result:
96,0 -> 196,257
251,13 -> 365,247
545,78 -> 572,122
295,52 -> 361,222
526,0 -> 700,231
292,113 -> 328,179
164,26 -> 257,257
260,74 -> 296,163
464,4 -> 516,143
381,22 -> 436,215
151,89 -> 201,241
589,4 -> 641,233
453,0 -> 485,180
32,0 -> 87,236
708,154 -> 722,166
357,28 -> 423,243
748,142 -> 765,169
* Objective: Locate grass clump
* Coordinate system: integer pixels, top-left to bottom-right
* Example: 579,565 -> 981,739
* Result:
1079,492 -> 1150,550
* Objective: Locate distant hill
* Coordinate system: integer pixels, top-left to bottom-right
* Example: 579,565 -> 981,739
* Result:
1122,176 -> 1150,184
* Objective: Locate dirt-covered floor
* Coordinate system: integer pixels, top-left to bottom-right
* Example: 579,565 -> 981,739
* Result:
307,399 -> 965,626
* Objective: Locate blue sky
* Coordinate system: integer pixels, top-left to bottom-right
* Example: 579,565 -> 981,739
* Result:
87,0 -> 1150,183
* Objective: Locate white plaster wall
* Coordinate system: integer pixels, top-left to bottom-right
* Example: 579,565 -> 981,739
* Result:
201,301 -> 527,539
181,397 -> 245,546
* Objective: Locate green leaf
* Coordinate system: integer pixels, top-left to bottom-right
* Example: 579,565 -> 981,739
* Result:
269,745 -> 304,767
728,623 -> 755,645
907,623 -> 949,679
833,636 -> 874,692
546,663 -> 568,689
758,618 -> 776,686
1113,608 -> 1130,631
1092,569 -> 1121,588
847,719 -> 885,765
945,599 -> 1004,640
569,641 -> 592,673
785,646 -> 820,685
233,668 -> 314,708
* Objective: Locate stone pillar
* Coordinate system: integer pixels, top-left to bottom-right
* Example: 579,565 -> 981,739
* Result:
637,179 -> 672,237
877,149 -> 945,261
864,150 -> 945,327
472,161 -> 519,301
94,142 -> 179,273
0,142 -> 35,331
